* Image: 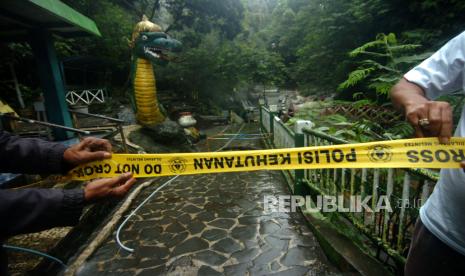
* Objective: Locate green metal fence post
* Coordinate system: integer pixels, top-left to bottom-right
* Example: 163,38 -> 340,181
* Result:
269,112 -> 276,144
294,133 -> 305,195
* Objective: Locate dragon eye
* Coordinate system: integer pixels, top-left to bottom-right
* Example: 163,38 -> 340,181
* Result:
141,35 -> 148,41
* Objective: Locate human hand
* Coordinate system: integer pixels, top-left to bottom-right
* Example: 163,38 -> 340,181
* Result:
84,173 -> 136,202
64,137 -> 112,167
405,101 -> 453,144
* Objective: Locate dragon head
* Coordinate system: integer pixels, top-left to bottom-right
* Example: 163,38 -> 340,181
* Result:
131,16 -> 182,65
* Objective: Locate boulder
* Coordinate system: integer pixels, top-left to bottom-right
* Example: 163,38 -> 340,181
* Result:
128,125 -> 196,153
143,119 -> 188,145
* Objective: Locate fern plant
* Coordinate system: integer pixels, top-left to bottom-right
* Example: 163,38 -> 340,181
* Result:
338,33 -> 431,102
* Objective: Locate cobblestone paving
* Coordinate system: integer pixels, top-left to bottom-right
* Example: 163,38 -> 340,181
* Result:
76,124 -> 339,276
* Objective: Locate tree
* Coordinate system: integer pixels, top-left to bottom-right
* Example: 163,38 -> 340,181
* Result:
62,0 -> 133,69
116,0 -> 244,40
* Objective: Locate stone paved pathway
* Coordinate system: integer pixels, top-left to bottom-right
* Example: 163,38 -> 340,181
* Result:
76,124 -> 339,276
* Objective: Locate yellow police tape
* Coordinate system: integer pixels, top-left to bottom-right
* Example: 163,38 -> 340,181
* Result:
69,137 -> 465,180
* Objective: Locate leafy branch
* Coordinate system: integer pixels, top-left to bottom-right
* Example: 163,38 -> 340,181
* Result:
338,32 -> 429,101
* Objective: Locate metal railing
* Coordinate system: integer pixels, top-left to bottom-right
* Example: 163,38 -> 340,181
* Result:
273,116 -> 297,180
259,105 -> 439,269
69,110 -> 128,153
66,88 -> 106,105
0,113 -> 90,136
261,106 -> 271,133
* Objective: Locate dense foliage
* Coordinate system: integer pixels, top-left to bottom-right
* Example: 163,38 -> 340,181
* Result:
2,0 -> 465,110
54,0 -> 465,101
337,33 -> 431,103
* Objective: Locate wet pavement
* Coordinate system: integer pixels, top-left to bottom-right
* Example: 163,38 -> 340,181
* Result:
76,124 -> 339,275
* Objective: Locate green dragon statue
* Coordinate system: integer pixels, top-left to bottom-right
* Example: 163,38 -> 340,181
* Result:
130,16 -> 182,126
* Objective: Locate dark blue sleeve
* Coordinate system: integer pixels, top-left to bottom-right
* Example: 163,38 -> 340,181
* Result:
0,188 -> 84,239
0,131 -> 68,174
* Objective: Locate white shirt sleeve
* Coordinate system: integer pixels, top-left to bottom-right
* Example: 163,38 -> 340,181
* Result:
404,31 -> 465,100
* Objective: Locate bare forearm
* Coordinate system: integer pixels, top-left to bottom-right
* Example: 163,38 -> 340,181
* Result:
390,78 -> 428,111
390,78 -> 452,143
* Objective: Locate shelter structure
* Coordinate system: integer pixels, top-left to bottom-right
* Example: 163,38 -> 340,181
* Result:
0,0 -> 101,139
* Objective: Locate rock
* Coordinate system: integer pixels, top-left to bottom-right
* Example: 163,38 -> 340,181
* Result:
270,260 -> 281,271
185,220 -> 206,235
209,218 -> 236,229
201,229 -> 227,241
231,248 -> 260,263
194,250 -> 228,266
128,125 -> 194,153
143,120 -> 188,144
140,226 -> 163,239
198,265 -> 222,276
238,216 -> 259,225
128,129 -> 173,153
259,221 -> 281,235
280,247 -> 317,267
224,262 -> 250,276
172,237 -> 208,256
264,235 -> 289,251
231,225 -> 257,240
177,213 -> 192,225
164,231 -> 189,248
268,266 -> 309,276
196,211 -> 216,222
253,248 -> 282,265
166,221 -> 186,233
212,238 -> 242,254
136,245 -> 169,260
139,258 -> 165,268
137,265 -> 166,275
170,255 -> 192,267
182,204 -> 203,214
248,264 -> 272,275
